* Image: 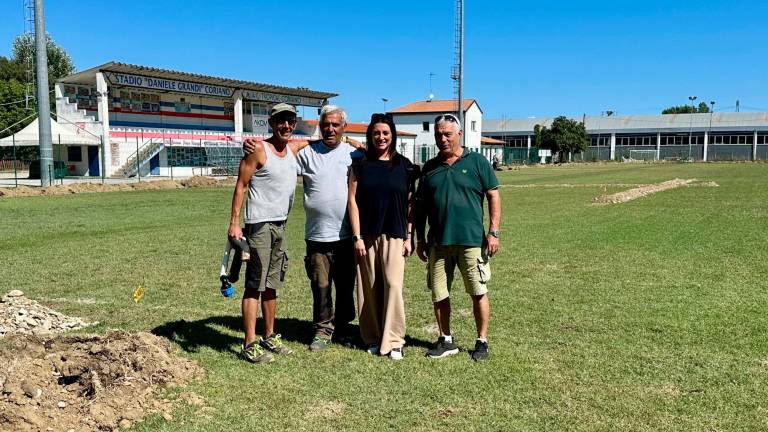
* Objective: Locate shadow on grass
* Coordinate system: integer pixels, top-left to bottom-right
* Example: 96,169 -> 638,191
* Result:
152,315 -> 434,354
152,315 -> 314,355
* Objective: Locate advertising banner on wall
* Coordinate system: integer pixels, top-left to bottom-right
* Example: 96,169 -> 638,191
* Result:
252,114 -> 269,136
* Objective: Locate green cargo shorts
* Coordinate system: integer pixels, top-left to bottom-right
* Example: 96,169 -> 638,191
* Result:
427,245 -> 490,303
244,221 -> 288,293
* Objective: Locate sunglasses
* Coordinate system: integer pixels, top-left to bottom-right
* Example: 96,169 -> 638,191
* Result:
370,112 -> 393,122
272,114 -> 297,125
434,113 -> 461,126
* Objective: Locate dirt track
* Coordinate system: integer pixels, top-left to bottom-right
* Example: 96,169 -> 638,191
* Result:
592,178 -> 715,204
0,176 -> 235,198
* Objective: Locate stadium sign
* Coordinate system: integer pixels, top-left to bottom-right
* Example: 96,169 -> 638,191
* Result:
242,90 -> 324,107
108,73 -> 233,98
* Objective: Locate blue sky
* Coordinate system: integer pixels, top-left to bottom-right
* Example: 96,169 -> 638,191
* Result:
1,0 -> 766,122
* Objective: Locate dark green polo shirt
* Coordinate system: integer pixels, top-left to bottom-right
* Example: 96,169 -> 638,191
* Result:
416,150 -> 499,247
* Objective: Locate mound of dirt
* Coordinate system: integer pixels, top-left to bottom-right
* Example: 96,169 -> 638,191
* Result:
131,180 -> 184,191
0,176 -> 237,199
180,176 -> 224,188
0,331 -> 201,432
1,290 -> 94,338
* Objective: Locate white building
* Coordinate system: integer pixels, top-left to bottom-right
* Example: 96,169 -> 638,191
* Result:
52,62 -> 336,177
388,99 -> 483,164
484,113 -> 768,162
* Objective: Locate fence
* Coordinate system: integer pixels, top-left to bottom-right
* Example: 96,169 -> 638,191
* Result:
0,160 -> 30,172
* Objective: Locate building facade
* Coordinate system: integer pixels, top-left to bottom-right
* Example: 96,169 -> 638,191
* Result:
484,113 -> 768,163
388,99 -> 482,164
54,62 -> 336,177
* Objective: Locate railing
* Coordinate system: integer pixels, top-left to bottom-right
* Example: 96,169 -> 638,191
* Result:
0,160 -> 30,172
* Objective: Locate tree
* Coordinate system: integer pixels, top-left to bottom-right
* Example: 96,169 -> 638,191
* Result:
12,33 -> 75,86
662,102 -> 710,114
0,33 -> 75,144
533,116 -> 589,162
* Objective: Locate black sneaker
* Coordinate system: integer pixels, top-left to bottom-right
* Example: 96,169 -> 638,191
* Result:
426,336 -> 459,359
470,340 -> 489,361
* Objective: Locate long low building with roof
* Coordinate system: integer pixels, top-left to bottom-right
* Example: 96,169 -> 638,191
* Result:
483,113 -> 768,163
52,61 -> 336,177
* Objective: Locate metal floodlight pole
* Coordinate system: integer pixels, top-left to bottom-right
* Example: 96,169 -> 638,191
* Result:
34,0 -> 53,186
12,134 -> 18,187
688,95 -> 697,160
457,0 -> 465,147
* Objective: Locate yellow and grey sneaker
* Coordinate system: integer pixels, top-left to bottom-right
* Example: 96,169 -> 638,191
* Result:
260,333 -> 293,355
242,339 -> 274,364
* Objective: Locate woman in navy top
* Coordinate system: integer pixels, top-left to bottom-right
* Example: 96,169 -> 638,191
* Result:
348,113 -> 417,360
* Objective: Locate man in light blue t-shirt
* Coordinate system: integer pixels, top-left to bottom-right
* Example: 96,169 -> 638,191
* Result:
241,105 -> 363,352
297,105 -> 363,351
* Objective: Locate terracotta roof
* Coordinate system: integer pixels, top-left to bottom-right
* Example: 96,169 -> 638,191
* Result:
305,120 -> 415,136
388,99 -> 478,114
480,136 -> 505,145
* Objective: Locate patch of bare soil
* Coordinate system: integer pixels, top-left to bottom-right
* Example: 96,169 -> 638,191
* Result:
500,183 -> 644,189
592,178 -> 696,204
0,176 -> 236,199
305,400 -> 346,419
0,331 -> 201,432
180,176 -> 233,188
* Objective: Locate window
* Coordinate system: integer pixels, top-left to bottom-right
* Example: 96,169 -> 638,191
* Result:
422,121 -> 429,132
223,102 -> 234,117
67,146 -> 82,162
252,102 -> 268,116
471,121 -> 476,132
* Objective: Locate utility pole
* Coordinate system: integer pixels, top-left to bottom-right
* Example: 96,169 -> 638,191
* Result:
687,95 -> 697,160
34,0 -> 53,186
428,72 -> 435,100
452,0 -> 464,147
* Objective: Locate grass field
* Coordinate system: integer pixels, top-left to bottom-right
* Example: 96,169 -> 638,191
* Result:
2,162 -> 768,431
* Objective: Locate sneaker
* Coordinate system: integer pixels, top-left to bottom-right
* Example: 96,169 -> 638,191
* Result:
332,326 -> 357,347
241,339 -> 274,364
309,335 -> 331,352
260,333 -> 293,355
426,336 -> 459,359
389,347 -> 403,361
366,345 -> 380,355
470,340 -> 489,362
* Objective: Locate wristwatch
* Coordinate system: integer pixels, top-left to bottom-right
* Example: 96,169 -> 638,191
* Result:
352,234 -> 363,242
488,230 -> 500,238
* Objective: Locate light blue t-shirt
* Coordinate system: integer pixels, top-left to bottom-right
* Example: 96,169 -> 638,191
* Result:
296,140 -> 362,242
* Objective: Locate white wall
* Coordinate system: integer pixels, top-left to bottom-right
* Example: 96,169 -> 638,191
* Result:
390,102 -> 484,163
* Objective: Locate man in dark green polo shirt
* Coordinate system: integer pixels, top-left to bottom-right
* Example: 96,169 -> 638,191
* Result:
415,113 -> 501,361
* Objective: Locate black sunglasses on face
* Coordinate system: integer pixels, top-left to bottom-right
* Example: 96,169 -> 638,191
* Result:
273,115 -> 297,125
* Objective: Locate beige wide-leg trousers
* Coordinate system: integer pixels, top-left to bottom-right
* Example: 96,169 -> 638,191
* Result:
356,234 -> 406,355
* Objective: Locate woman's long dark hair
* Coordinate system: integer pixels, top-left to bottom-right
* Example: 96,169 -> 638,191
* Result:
366,113 -> 399,162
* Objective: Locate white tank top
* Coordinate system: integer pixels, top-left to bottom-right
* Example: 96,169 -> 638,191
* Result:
244,141 -> 297,223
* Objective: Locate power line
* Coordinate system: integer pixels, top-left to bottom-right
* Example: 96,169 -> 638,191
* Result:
0,98 -> 35,107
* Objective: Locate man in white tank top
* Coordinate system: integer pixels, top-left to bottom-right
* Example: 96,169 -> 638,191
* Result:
228,103 -> 299,364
